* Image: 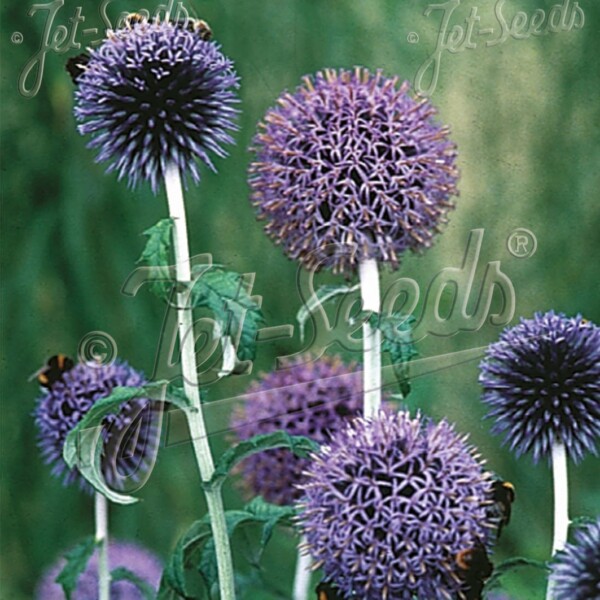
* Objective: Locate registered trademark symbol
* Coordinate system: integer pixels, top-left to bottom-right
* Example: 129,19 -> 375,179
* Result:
507,228 -> 537,258
11,31 -> 23,44
407,32 -> 419,44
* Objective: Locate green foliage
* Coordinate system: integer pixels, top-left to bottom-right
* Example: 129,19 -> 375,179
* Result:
486,556 -> 550,590
110,567 -> 157,599
296,283 -> 360,343
208,431 -> 319,489
63,382 -> 191,504
158,498 -> 295,599
368,312 -> 417,398
55,536 -> 98,600
137,219 -> 175,300
189,266 -> 264,362
137,218 -> 264,364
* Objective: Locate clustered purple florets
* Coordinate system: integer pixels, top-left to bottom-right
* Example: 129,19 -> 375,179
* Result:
479,311 -> 600,463
34,360 -> 158,491
297,411 -> 493,599
550,517 -> 600,600
75,22 -> 239,192
230,356 -> 365,505
35,540 -> 162,599
249,67 -> 459,274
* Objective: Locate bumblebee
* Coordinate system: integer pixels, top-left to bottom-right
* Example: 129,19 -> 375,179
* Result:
65,53 -> 90,84
31,354 -> 75,388
316,581 -> 343,600
124,12 -> 212,40
491,480 -> 515,538
455,540 -> 493,600
66,15 -> 212,85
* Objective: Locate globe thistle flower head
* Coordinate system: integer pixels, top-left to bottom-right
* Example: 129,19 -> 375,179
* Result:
550,517 -> 600,600
297,411 -> 493,600
74,21 -> 240,193
230,355 -> 366,505
35,540 -> 162,599
249,67 -> 459,274
34,359 -> 159,492
479,311 -> 600,463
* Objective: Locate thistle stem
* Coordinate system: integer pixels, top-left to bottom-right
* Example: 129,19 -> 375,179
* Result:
545,442 -> 570,600
94,492 -> 110,600
164,163 -> 236,600
292,539 -> 312,600
359,259 -> 382,418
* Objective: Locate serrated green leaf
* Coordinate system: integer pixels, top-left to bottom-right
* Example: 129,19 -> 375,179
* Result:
207,431 -> 320,489
55,536 -> 98,600
296,283 -> 360,343
158,520 -> 212,599
111,567 -> 157,599
63,382 -> 191,504
486,556 -> 549,589
368,312 -> 417,399
570,515 -> 597,527
137,218 -> 175,300
189,267 -> 264,362
198,499 -> 296,594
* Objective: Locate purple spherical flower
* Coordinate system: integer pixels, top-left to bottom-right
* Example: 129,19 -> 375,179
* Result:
34,360 -> 159,491
297,411 -> 493,600
249,67 -> 459,274
36,540 -> 162,599
74,22 -> 239,192
550,517 -> 600,600
230,356 -> 366,505
479,312 -> 600,463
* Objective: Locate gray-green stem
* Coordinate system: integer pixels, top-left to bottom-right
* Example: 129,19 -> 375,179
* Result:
94,492 -> 110,600
165,163 -> 236,600
545,441 -> 570,600
292,537 -> 312,600
359,258 -> 382,418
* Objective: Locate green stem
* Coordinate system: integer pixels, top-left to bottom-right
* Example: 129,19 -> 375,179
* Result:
164,163 -> 236,600
359,258 -> 382,418
94,492 -> 110,600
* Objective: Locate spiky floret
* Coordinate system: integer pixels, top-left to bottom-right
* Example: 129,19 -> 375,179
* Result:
74,21 -> 239,192
34,360 -> 158,491
230,356 -> 365,505
550,517 -> 600,600
297,411 -> 494,600
479,311 -> 600,463
249,67 -> 459,274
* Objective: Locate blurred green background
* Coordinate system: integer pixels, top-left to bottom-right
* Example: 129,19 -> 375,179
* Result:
1,0 -> 599,597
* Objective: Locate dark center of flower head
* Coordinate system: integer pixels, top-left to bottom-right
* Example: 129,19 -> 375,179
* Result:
74,22 -> 239,192
480,312 -> 600,462
249,68 -> 458,274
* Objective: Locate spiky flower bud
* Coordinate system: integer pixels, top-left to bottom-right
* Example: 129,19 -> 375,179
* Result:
249,68 -> 459,274
34,359 -> 158,491
297,411 -> 493,599
479,312 -> 600,463
74,21 -> 239,192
